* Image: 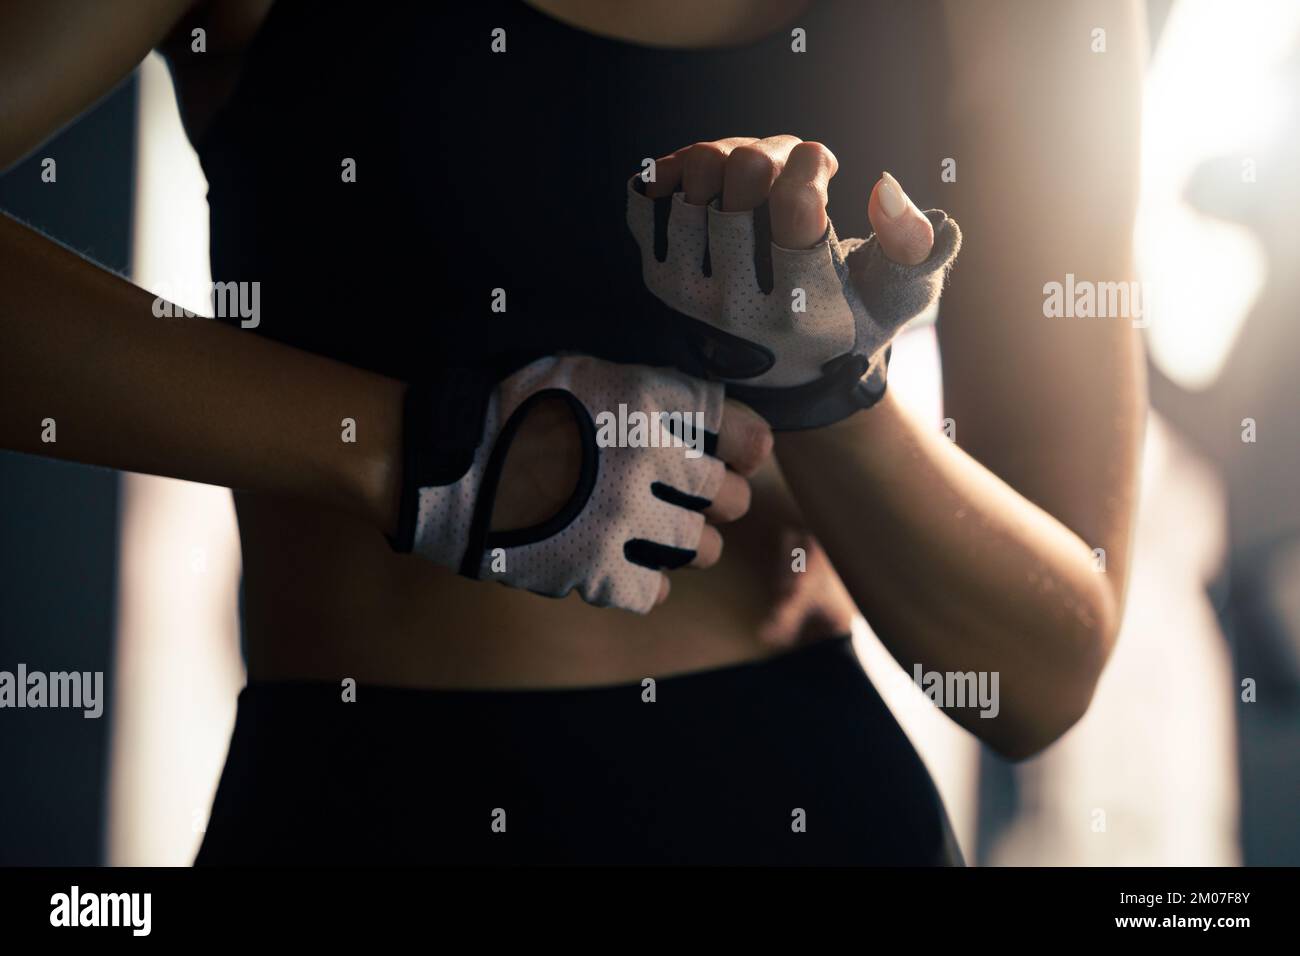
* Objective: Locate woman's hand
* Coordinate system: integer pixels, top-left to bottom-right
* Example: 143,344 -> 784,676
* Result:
483,132 -> 933,609
492,392 -> 772,607
643,135 -> 935,265
628,134 -> 959,429
632,134 -> 941,631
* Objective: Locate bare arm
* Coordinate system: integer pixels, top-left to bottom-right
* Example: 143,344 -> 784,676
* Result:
0,211 -> 405,532
776,0 -> 1147,758
0,0 -> 411,552
0,0 -> 607,560
0,0 -> 558,546
0,0 -> 764,612
0,0 -> 202,169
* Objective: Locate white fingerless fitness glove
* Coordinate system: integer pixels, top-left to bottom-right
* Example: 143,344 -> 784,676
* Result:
627,173 -> 961,429
389,355 -> 726,613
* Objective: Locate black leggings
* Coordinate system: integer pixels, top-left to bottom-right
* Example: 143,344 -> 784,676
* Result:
195,636 -> 963,865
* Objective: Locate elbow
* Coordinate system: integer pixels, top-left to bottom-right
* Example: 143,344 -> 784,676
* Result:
988,679 -> 1101,763
988,687 -> 1096,762
987,580 -> 1123,763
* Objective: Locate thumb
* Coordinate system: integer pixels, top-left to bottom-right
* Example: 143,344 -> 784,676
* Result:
867,171 -> 934,266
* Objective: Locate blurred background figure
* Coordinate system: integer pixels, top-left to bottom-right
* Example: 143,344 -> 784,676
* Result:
0,0 -> 1295,865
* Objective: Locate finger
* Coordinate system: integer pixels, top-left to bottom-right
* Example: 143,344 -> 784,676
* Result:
867,171 -> 934,266
722,134 -> 803,211
715,398 -> 773,477
769,141 -> 837,249
681,138 -> 758,204
688,524 -> 724,568
702,469 -> 752,523
645,148 -> 687,198
654,574 -> 671,606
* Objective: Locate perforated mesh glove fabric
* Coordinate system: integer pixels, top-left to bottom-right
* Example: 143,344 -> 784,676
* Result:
392,355 -> 726,614
627,173 -> 962,429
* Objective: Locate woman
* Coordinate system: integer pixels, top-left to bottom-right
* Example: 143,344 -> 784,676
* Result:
0,0 -> 1146,864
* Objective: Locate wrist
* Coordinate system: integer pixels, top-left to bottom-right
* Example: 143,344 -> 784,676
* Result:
348,376 -> 405,539
773,387 -> 905,471
374,366 -> 503,551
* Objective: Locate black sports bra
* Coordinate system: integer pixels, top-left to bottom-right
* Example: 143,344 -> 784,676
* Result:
196,0 -> 946,383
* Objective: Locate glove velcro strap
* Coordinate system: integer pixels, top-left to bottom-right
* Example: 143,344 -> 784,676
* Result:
665,307 -> 777,381
726,348 -> 892,431
388,368 -> 497,554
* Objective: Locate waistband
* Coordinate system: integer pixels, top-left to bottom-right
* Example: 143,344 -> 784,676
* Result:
239,633 -> 860,709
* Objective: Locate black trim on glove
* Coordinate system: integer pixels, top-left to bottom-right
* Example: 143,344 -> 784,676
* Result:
725,347 -> 892,431
460,389 -> 600,576
389,367 -> 498,554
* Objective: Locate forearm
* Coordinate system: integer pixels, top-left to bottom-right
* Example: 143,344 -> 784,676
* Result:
776,392 -> 1117,758
0,210 -> 403,535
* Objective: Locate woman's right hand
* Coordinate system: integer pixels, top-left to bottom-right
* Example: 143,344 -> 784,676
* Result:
397,356 -> 771,613
493,388 -> 772,607
493,393 -> 771,543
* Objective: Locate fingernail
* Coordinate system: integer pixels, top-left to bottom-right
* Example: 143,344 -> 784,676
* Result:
878,170 -> 908,219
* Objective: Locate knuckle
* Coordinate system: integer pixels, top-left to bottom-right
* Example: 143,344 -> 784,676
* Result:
727,475 -> 753,519
646,153 -> 682,195
727,144 -> 779,182
769,180 -> 827,232
684,141 -> 729,173
710,529 -> 725,562
740,422 -> 774,471
903,213 -> 936,249
697,526 -> 722,565
790,140 -> 838,175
